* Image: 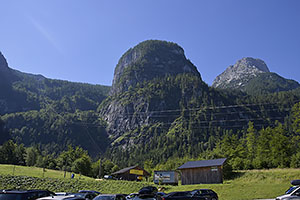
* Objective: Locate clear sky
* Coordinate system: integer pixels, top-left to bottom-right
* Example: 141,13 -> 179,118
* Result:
1,0 -> 300,86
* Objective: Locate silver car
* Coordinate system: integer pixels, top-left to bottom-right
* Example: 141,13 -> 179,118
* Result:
37,195 -> 85,200
276,186 -> 300,200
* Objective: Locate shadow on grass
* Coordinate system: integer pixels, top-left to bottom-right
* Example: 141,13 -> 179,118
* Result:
225,171 -> 246,181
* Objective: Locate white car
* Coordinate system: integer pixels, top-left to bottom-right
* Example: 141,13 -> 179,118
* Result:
276,185 -> 300,200
126,193 -> 138,200
37,195 -> 85,200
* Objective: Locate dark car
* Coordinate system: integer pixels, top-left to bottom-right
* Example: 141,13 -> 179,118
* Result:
191,189 -> 218,200
68,192 -> 97,200
161,191 -> 206,200
131,186 -> 162,200
78,190 -> 101,195
0,189 -> 55,200
93,194 -> 126,200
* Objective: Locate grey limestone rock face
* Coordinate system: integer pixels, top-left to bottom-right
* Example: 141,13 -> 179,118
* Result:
100,40 -> 202,141
212,57 -> 270,90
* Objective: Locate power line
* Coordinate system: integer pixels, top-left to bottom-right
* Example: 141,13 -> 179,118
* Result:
45,103 -> 292,128
36,80 -> 103,154
34,80 -> 299,133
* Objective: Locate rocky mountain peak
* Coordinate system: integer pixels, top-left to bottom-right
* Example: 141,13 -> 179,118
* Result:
0,52 -> 9,72
110,40 -> 200,95
212,57 -> 269,89
235,57 -> 269,73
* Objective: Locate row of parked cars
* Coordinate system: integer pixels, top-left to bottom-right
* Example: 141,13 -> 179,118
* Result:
5,179 -> 300,200
0,187 -> 218,200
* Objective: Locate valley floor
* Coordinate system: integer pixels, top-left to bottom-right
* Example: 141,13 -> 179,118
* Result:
0,165 -> 299,200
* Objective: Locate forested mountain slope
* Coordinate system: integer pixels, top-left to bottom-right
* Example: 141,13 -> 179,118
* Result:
99,40 -> 300,166
0,51 -> 110,156
1,40 -> 300,167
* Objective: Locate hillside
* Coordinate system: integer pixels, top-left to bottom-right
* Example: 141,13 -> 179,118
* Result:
245,72 -> 300,95
99,40 -> 300,167
1,40 -> 300,168
0,51 -> 111,156
0,165 -> 299,200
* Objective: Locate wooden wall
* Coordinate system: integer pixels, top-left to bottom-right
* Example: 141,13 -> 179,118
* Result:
114,171 -> 138,181
180,166 -> 223,185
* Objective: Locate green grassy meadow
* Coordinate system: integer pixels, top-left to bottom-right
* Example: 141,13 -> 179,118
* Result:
0,165 -> 300,200
0,164 -> 94,180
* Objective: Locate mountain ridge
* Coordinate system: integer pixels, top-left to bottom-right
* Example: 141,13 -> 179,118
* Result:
1,41 -> 300,166
212,57 -> 299,93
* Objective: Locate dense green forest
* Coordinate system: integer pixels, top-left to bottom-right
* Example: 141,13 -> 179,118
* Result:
0,68 -> 111,156
2,72 -> 300,175
100,73 -> 300,167
1,101 -> 300,177
1,40 -> 300,177
244,72 -> 300,95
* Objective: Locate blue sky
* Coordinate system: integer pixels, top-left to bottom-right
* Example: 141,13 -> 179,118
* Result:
1,0 -> 300,86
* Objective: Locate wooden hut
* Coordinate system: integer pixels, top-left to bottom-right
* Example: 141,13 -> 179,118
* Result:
112,165 -> 150,181
177,158 -> 227,185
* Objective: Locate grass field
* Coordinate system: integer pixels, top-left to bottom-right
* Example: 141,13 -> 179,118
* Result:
0,164 -> 94,180
0,165 -> 300,200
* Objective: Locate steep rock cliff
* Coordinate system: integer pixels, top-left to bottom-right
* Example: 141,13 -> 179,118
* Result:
99,40 -> 203,141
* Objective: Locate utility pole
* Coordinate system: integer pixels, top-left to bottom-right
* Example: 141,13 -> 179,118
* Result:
98,159 -> 102,178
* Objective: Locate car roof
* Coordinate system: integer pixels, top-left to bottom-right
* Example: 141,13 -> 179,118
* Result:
37,195 -> 85,200
1,189 -> 50,194
193,189 -> 212,191
79,190 -> 101,193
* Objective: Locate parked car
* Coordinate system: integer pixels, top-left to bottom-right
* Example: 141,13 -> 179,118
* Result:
161,191 -> 206,200
132,186 -> 162,200
93,194 -> 126,200
37,195 -> 85,200
103,175 -> 115,180
276,180 -> 300,200
78,190 -> 101,195
156,192 -> 166,197
191,189 -> 218,200
55,192 -> 70,196
68,192 -> 97,200
0,189 -> 55,200
126,193 -> 138,199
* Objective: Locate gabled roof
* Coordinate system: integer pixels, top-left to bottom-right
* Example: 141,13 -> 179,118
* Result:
111,165 -> 150,176
177,158 -> 227,170
112,165 -> 138,175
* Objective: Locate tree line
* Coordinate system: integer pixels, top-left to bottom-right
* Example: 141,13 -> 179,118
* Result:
0,142 -> 119,177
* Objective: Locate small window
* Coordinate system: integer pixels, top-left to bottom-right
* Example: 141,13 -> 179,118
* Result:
211,167 -> 218,172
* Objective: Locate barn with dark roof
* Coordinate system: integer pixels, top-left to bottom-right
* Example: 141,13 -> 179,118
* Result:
177,158 -> 227,185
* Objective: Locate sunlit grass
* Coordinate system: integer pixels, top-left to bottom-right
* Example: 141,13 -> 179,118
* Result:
0,164 -> 93,180
0,165 -> 299,199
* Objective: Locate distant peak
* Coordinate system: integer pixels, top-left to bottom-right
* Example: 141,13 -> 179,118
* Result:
212,57 -> 270,89
236,57 -> 270,72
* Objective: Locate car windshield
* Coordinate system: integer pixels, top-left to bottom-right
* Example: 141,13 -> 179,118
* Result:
94,196 -> 115,200
132,197 -> 156,200
286,186 -> 299,194
0,194 -> 25,200
173,192 -> 192,197
70,193 -> 85,197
